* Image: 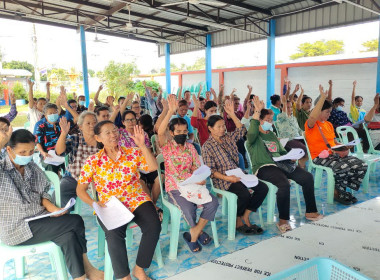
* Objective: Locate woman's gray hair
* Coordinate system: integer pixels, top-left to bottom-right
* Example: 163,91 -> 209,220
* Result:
77,111 -> 97,126
43,103 -> 58,114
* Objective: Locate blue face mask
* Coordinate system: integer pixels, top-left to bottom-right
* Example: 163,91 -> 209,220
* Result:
47,114 -> 59,123
261,121 -> 273,131
336,106 -> 344,112
13,153 -> 33,166
79,100 -> 86,106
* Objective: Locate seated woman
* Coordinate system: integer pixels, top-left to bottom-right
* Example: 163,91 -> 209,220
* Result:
202,100 -> 268,235
0,129 -> 103,280
365,93 -> 380,150
118,110 -> 161,216
77,121 -> 160,280
247,96 -> 323,233
350,80 -> 366,123
305,86 -> 368,205
190,96 -> 218,146
269,95 -> 281,121
55,112 -> 99,207
276,94 -> 308,169
158,95 -> 219,252
296,89 -> 313,131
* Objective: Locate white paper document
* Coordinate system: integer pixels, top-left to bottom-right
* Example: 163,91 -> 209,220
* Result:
273,148 -> 305,162
44,150 -> 65,166
332,139 -> 361,150
351,119 -> 365,128
178,165 -> 211,186
93,196 -> 134,230
225,168 -> 258,188
25,198 -> 76,222
293,135 -> 304,140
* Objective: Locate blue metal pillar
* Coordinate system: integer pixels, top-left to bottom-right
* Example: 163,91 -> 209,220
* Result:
266,19 -> 276,108
80,26 -> 90,107
165,43 -> 171,96
377,18 -> 380,94
205,34 -> 212,91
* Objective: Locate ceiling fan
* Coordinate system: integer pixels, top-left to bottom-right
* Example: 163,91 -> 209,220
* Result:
161,0 -> 226,7
93,27 -> 108,43
123,4 -> 154,32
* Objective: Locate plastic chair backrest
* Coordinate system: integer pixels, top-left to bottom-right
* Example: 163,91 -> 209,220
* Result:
44,171 -> 61,207
244,141 -> 253,172
151,134 -> 157,154
156,154 -> 166,201
336,126 -> 363,154
302,133 -> 317,167
363,123 -> 379,154
24,121 -> 30,130
273,121 -> 281,138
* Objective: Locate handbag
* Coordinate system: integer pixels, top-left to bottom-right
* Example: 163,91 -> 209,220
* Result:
261,137 -> 297,173
317,124 -> 349,158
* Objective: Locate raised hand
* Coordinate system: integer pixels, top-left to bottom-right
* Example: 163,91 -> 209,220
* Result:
252,96 -> 264,111
27,78 -> 34,87
130,125 -> 146,148
88,101 -> 95,112
247,85 -> 253,92
294,84 -> 300,92
168,94 -> 178,113
210,88 -> 216,95
192,93 -> 199,107
374,93 -> 380,106
353,80 -> 357,87
106,96 -> 114,106
224,99 -> 235,116
98,85 -> 103,91
59,117 -> 71,135
46,81 -> 51,88
158,87 -> 163,95
10,93 -> 16,105
161,98 -> 168,111
142,80 -> 147,88
328,80 -> 333,86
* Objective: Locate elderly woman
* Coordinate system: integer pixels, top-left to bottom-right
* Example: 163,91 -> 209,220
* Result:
247,96 -> 322,234
77,121 -> 160,280
158,95 -> 219,252
0,129 -> 103,280
35,100 -> 78,174
202,100 -> 268,235
305,86 -> 368,205
55,111 -> 98,207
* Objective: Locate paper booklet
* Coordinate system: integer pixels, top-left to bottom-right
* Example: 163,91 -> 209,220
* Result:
225,168 -> 258,188
332,139 -> 361,150
93,196 -> 134,230
178,165 -> 211,186
351,119 -> 366,129
44,150 -> 66,166
273,148 -> 305,162
25,198 -> 76,222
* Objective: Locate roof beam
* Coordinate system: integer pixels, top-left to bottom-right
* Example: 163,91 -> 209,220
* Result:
214,0 -> 272,16
83,2 -> 127,28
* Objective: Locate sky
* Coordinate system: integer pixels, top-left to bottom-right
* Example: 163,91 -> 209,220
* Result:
0,17 -> 378,74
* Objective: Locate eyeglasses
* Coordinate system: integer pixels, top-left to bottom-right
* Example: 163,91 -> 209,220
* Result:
101,128 -> 119,136
124,118 -> 137,123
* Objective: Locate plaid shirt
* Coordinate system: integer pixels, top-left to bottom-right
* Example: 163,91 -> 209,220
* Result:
1,104 -> 17,122
36,120 -> 62,152
64,133 -> 99,181
0,155 -> 51,245
202,126 -> 247,191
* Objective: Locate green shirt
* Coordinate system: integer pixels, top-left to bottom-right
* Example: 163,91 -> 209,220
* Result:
276,112 -> 303,138
246,119 -> 287,174
296,109 -> 310,131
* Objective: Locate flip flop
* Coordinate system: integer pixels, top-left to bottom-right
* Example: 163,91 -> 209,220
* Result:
183,232 -> 202,253
249,224 -> 264,235
198,232 -> 212,246
276,223 -> 292,234
305,214 -> 324,221
334,193 -> 352,205
236,224 -> 256,235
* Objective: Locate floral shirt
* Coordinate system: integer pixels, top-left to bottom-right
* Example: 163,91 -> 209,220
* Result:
78,146 -> 151,212
161,140 -> 200,192
276,112 -> 303,138
118,129 -> 151,148
327,108 -> 352,128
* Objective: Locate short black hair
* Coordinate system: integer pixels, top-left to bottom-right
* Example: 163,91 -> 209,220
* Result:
302,95 -> 312,104
8,129 -> 35,149
355,96 -> 363,101
207,115 -> 223,129
322,100 -> 333,111
0,117 -> 10,127
204,101 -> 217,111
169,117 -> 188,132
139,114 -> 153,131
122,110 -> 137,121
270,95 -> 280,105
199,97 -> 205,101
94,120 -> 114,149
36,97 -> 46,103
67,99 -> 77,105
178,100 -> 188,107
118,97 -> 126,103
259,109 -> 273,120
95,106 -> 110,115
333,97 -> 345,105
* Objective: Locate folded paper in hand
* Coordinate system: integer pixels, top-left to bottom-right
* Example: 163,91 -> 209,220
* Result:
332,139 -> 361,150
273,148 -> 305,162
178,165 -> 211,186
25,198 -> 76,222
44,150 -> 65,166
93,196 -> 134,230
225,168 -> 258,188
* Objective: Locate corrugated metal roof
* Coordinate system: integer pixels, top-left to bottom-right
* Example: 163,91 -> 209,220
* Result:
0,69 -> 33,77
0,0 -> 378,54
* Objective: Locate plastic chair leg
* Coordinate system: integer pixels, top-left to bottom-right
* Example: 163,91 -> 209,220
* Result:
52,246 -> 69,280
226,197 -> 237,240
314,168 -> 323,189
126,227 -> 133,247
221,196 -> 227,216
210,220 -> 219,247
161,206 -> 170,235
104,243 -> 113,280
97,226 -> 105,257
168,210 -> 181,260
72,198 -> 82,215
294,184 -> 302,216
362,164 -> 371,193
258,207 -> 264,228
326,170 -> 335,205
15,256 -> 25,278
49,253 -> 56,271
266,187 -> 277,225
154,242 -> 164,268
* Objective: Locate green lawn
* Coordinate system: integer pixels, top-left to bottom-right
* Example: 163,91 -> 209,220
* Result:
0,104 -> 29,113
0,105 -> 30,128
12,115 -> 28,128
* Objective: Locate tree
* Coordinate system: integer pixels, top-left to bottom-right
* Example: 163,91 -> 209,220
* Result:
361,39 -> 378,52
187,57 -> 206,71
88,69 -> 95,77
101,60 -> 140,99
12,82 -> 27,100
290,40 -> 344,60
48,68 -> 69,82
2,60 -> 35,78
134,80 -> 161,96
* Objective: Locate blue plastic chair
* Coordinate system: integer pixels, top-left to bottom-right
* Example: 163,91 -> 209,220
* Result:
157,154 -> 219,259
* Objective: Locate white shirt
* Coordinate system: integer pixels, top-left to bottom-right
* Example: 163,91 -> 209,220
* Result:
28,107 -> 43,133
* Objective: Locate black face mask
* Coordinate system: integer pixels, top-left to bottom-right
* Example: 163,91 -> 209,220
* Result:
173,134 -> 187,145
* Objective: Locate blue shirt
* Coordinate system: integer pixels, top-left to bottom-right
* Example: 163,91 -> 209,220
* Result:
270,105 -> 281,121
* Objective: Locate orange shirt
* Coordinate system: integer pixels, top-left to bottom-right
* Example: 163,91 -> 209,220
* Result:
305,120 -> 336,159
78,146 -> 151,212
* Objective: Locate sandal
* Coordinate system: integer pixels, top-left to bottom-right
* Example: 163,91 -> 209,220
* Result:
334,193 -> 353,205
305,214 -> 324,221
183,232 -> 202,253
276,223 -> 292,234
198,232 -> 212,246
249,224 -> 264,235
236,224 -> 256,235
346,192 -> 358,204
